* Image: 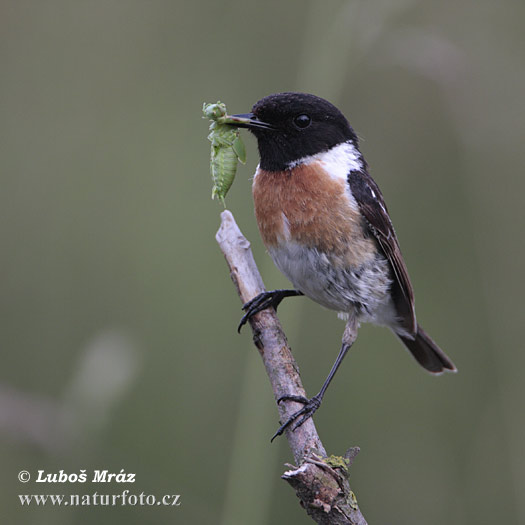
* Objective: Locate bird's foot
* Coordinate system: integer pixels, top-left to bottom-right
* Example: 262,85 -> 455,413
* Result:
270,393 -> 323,442
237,289 -> 302,333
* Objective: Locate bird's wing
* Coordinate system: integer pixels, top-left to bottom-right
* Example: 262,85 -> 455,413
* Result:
347,169 -> 417,335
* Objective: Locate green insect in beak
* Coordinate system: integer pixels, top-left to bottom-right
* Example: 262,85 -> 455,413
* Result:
202,101 -> 247,206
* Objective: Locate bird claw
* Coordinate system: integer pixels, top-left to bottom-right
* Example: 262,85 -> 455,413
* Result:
270,394 -> 323,442
277,394 -> 309,405
237,292 -> 277,333
237,290 -> 302,333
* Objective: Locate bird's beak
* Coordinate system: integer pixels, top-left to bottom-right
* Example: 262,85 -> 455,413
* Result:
225,113 -> 275,130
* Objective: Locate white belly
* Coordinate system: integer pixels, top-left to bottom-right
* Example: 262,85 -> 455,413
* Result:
268,241 -> 399,328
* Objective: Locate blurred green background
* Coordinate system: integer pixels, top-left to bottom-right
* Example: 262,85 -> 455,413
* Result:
2,1 -> 524,523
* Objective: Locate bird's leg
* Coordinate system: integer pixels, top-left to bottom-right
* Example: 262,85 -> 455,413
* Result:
237,289 -> 303,333
271,316 -> 358,442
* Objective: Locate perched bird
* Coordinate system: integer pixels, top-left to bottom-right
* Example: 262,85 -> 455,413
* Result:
230,92 -> 456,439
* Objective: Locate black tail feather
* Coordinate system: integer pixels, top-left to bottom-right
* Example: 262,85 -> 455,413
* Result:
397,325 -> 457,374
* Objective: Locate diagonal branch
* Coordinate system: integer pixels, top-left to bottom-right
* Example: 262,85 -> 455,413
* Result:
216,210 -> 368,525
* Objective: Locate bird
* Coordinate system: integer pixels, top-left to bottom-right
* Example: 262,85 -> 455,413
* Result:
228,92 -> 456,440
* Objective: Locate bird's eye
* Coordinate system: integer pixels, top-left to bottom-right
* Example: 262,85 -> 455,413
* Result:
293,114 -> 311,129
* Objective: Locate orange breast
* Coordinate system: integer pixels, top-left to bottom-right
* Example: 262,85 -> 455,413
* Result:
252,162 -> 377,267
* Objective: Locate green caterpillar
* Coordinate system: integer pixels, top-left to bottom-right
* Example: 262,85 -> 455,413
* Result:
203,101 -> 246,206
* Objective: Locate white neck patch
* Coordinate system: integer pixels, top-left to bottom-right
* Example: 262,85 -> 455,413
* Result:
286,141 -> 363,182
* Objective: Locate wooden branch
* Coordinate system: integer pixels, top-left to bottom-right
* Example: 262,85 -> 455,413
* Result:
216,210 -> 368,525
